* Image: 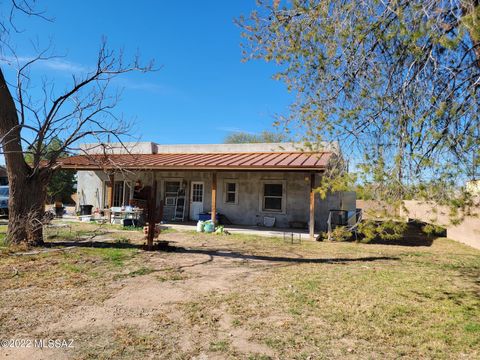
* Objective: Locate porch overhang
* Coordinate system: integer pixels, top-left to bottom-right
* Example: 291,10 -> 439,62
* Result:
56,151 -> 334,172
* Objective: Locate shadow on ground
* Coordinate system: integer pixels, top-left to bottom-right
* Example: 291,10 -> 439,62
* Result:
45,239 -> 399,264
353,221 -> 443,247
173,247 -> 399,264
45,239 -> 144,250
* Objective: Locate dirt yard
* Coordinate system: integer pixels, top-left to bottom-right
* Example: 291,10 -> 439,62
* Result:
0,222 -> 479,359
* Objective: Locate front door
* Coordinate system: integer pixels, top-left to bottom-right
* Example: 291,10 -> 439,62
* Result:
189,181 -> 204,220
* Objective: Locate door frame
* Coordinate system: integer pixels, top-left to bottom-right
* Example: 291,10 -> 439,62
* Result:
189,181 -> 205,220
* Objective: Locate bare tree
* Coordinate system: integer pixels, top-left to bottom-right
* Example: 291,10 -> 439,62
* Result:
0,2 -> 153,245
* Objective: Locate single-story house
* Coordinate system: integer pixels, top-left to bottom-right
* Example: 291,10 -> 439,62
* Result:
58,142 -> 355,238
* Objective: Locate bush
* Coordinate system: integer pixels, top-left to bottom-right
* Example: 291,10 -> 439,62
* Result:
422,223 -> 447,237
329,227 -> 352,242
357,220 -> 407,243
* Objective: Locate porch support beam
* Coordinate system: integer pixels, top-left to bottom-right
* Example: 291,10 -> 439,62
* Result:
309,172 -> 315,240
211,172 -> 217,224
108,173 -> 115,209
147,179 -> 157,250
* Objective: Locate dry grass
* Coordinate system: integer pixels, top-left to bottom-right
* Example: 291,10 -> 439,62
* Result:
0,221 -> 479,359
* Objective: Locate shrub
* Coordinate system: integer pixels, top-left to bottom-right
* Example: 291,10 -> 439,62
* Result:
329,227 -> 352,242
358,220 -> 407,243
422,223 -> 447,237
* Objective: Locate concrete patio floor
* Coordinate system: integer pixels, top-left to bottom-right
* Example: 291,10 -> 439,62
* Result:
1,215 -> 320,241
161,222 -> 319,240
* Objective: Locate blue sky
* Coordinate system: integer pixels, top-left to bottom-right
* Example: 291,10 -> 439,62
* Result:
2,0 -> 293,145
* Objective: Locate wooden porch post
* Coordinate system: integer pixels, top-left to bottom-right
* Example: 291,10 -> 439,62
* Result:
309,172 -> 315,240
147,179 -> 157,250
108,173 -> 115,208
211,172 -> 217,224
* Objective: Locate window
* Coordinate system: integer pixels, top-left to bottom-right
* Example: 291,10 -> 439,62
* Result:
262,182 -> 285,212
224,181 -> 238,204
192,183 -> 203,202
165,181 -> 181,206
113,181 -> 124,207
104,180 -> 132,208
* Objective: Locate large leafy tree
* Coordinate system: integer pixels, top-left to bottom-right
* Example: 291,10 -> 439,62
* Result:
239,0 -> 480,216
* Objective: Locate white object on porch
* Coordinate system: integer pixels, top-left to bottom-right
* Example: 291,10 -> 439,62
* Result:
263,216 -> 276,227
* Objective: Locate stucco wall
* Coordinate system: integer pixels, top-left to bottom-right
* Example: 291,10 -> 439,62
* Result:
76,171 -> 106,209
401,200 -> 480,250
356,200 -> 399,219
77,170 -> 343,230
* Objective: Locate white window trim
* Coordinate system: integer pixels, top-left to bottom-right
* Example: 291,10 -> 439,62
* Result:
191,181 -> 205,203
223,179 -> 239,205
258,180 -> 286,214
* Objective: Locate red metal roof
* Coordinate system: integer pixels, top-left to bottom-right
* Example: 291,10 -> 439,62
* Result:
57,152 -> 333,171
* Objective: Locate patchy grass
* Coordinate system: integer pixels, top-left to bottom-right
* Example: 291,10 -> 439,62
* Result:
127,266 -> 155,277
209,339 -> 231,352
100,248 -> 136,266
0,248 -> 140,340
206,243 -> 480,359
0,222 -> 479,359
166,233 -> 480,359
156,268 -> 189,282
0,224 -> 7,248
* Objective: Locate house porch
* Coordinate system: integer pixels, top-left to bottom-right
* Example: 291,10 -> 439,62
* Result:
77,169 -> 347,237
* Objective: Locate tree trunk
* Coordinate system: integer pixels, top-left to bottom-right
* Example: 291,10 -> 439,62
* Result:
0,68 -> 48,245
8,175 -> 48,245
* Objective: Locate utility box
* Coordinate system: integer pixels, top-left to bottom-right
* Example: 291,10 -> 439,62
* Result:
340,192 -> 357,226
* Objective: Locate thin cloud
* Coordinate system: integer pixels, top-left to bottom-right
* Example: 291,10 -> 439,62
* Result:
1,55 -> 167,94
0,55 -> 89,73
216,127 -> 257,134
41,58 -> 89,73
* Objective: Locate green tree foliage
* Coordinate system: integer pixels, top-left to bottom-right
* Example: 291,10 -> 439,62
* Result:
46,167 -> 75,205
358,220 -> 407,243
224,130 -> 288,144
25,138 -> 75,204
239,0 -> 480,221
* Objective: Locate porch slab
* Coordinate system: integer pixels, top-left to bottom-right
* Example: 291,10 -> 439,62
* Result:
161,222 -> 319,240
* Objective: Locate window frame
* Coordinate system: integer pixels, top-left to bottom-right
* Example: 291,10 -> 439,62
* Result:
103,180 -> 133,208
164,180 -> 182,207
259,180 -> 286,214
191,182 -> 204,203
223,179 -> 239,205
